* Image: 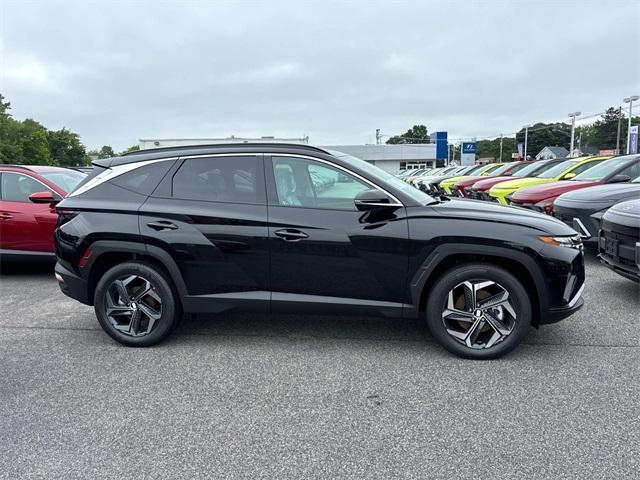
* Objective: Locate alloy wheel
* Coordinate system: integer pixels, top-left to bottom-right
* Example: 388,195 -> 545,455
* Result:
441,280 -> 517,349
104,275 -> 162,337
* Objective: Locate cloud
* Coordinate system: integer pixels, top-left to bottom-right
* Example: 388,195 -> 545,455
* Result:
1,0 -> 638,149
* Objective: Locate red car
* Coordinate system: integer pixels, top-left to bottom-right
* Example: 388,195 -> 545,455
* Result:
451,161 -> 532,197
509,155 -> 640,214
0,165 -> 86,259
466,159 -> 564,201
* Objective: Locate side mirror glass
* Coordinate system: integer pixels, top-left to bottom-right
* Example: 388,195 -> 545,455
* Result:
29,191 -> 60,204
354,189 -> 397,211
609,174 -> 631,184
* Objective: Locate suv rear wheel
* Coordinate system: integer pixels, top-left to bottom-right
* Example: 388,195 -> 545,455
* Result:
94,261 -> 180,347
426,263 -> 531,359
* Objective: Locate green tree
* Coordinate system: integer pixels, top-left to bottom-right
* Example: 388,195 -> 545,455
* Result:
47,128 -> 88,166
97,145 -> 115,159
515,122 -> 571,158
20,119 -> 53,165
476,137 -> 518,161
119,144 -> 140,155
386,124 -> 429,144
577,107 -> 639,152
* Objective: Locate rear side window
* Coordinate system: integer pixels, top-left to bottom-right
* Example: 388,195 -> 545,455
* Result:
172,156 -> 264,204
110,160 -> 175,195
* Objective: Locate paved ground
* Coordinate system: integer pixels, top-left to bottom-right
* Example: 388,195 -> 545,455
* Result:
0,254 -> 638,479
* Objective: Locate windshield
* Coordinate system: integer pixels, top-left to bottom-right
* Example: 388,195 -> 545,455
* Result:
572,157 -> 632,181
40,170 -> 87,193
537,160 -> 579,179
515,161 -> 550,177
329,150 -> 435,204
479,163 -> 503,175
490,163 -> 521,176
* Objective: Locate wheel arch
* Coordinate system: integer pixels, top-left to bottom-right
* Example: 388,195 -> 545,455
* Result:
83,240 -> 187,307
411,244 -> 547,326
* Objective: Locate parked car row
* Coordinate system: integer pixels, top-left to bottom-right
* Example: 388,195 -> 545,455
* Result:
401,154 -> 640,281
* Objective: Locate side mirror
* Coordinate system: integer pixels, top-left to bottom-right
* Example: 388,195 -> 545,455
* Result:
354,189 -> 397,211
29,191 -> 61,204
562,172 -> 576,180
609,174 -> 631,184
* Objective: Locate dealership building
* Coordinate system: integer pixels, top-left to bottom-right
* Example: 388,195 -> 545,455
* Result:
138,137 -> 437,173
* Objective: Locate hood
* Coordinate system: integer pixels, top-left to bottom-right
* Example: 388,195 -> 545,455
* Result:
512,180 -> 601,202
418,174 -> 459,184
556,182 -> 640,204
489,177 -> 551,191
469,176 -> 515,191
603,199 -> 640,228
429,198 -> 576,235
454,175 -> 488,188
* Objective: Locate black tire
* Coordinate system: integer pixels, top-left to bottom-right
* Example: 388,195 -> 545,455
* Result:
425,263 -> 532,359
94,261 -> 180,347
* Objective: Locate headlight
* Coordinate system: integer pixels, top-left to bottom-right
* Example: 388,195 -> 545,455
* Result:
539,234 -> 582,249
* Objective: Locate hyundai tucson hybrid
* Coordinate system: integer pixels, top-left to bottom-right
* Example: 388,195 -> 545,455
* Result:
598,199 -> 640,282
54,144 -> 585,359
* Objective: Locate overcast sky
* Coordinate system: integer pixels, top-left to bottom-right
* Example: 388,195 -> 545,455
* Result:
1,0 -> 638,150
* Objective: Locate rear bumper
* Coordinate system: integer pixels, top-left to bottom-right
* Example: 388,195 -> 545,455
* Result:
54,261 -> 91,305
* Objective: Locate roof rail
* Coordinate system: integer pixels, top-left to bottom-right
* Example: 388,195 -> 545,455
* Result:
123,142 -> 329,156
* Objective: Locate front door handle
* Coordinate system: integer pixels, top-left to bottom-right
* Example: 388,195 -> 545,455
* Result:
274,229 -> 309,241
0,212 -> 13,220
147,220 -> 178,231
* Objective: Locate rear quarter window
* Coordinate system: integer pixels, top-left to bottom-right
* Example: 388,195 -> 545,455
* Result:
109,160 -> 176,195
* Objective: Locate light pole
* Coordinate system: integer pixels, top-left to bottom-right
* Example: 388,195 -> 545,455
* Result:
523,124 -> 531,160
568,112 -> 581,157
624,96 -> 639,154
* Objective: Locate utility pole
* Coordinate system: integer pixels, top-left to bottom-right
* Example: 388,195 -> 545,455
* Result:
375,129 -> 381,145
499,134 -> 503,162
523,124 -> 531,160
624,96 -> 639,154
568,112 -> 581,157
616,108 -> 622,154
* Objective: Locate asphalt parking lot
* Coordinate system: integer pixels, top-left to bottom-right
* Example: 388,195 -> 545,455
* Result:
1,254 -> 638,479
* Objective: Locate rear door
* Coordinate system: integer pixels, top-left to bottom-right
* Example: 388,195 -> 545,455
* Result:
139,154 -> 270,313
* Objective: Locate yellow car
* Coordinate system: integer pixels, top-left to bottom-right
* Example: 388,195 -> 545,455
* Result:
488,156 -> 610,205
439,163 -> 505,195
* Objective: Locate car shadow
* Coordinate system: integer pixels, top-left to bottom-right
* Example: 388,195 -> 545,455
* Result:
0,260 -> 55,276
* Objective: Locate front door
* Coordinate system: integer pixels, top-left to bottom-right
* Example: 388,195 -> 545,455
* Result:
265,155 -> 409,317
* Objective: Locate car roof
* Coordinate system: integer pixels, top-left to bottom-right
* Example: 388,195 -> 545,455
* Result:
0,165 -> 77,174
98,143 -> 332,168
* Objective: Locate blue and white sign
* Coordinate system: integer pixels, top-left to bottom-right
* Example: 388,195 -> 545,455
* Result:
630,125 -> 638,155
462,142 -> 477,154
434,131 -> 448,160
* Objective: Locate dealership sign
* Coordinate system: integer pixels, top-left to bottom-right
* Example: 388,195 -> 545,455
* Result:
462,142 -> 477,154
434,131 -> 448,160
460,142 -> 477,166
630,126 -> 638,155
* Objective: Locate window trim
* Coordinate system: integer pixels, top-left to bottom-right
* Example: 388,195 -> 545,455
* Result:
0,171 -> 55,203
264,154 -> 404,208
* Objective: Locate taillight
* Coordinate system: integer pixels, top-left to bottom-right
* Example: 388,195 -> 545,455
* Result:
78,248 -> 92,268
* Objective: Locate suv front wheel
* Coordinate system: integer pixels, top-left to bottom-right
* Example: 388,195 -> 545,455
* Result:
94,261 -> 180,347
426,263 -> 532,359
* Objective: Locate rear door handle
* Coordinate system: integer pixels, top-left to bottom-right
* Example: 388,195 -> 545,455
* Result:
146,220 -> 178,231
274,229 -> 309,241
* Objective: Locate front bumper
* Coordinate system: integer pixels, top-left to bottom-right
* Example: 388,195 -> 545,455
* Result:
55,261 -> 91,305
544,283 -> 585,323
598,230 -> 640,282
553,206 -> 601,245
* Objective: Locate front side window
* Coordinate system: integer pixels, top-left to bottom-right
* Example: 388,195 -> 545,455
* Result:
537,160 -> 579,179
271,156 -> 370,210
172,156 -> 262,203
1,173 -> 52,202
573,157 -> 634,181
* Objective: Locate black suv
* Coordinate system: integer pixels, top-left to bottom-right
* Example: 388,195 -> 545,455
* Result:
54,144 -> 585,359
